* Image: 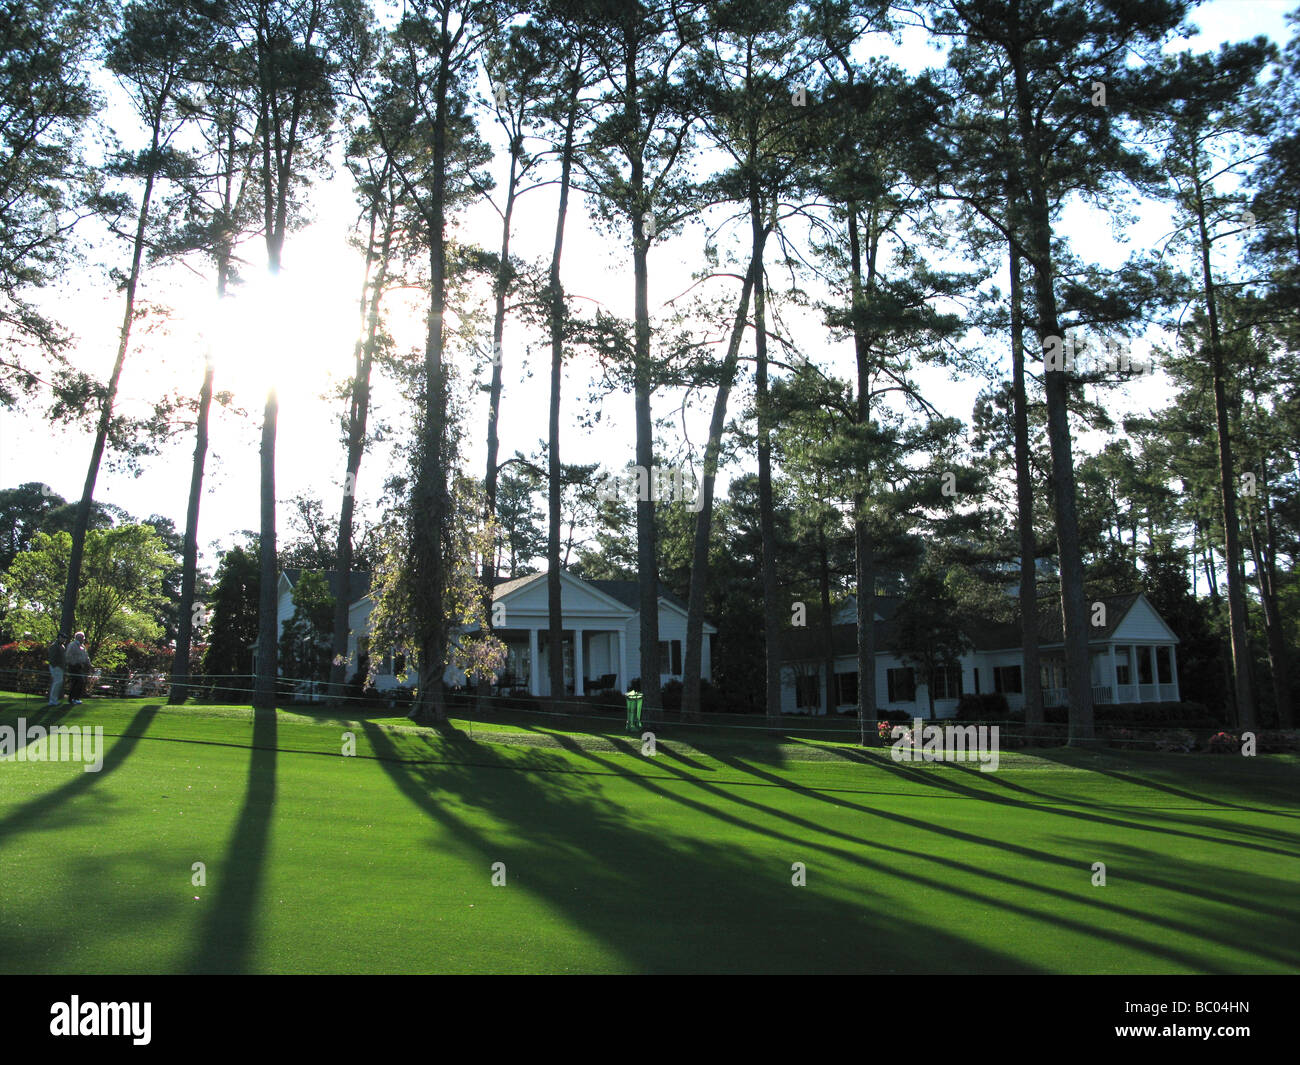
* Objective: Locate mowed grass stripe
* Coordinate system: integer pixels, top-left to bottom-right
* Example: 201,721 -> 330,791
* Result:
0,697 -> 1296,973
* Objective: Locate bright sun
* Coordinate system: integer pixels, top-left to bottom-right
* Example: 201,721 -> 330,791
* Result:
203,259 -> 361,408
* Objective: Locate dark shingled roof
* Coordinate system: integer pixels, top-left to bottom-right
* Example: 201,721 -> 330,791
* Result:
587,579 -> 690,615
282,568 -> 373,605
783,592 -> 1145,662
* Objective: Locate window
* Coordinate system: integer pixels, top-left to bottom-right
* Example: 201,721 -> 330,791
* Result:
932,665 -> 963,700
887,667 -> 916,702
1115,647 -> 1131,685
973,668 -> 980,694
835,671 -> 859,707
795,674 -> 820,709
994,665 -> 1022,694
1137,646 -> 1153,685
658,640 -> 683,676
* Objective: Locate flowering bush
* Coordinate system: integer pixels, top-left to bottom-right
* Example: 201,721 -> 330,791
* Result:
1207,731 -> 1240,754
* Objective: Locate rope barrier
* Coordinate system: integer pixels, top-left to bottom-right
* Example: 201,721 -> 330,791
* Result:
0,666 -> 1253,749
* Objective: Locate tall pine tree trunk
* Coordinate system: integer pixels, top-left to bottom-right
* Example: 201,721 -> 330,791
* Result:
1009,47 -> 1094,744
847,200 -> 876,746
410,55 -> 454,727
330,193 -> 393,697
1008,231 -> 1043,738
682,246 -> 761,719
1191,151 -> 1256,728
253,388 -> 279,709
543,84 -> 580,709
632,205 -> 660,716
170,256 -> 226,705
60,163 -> 158,640
752,201 -> 781,722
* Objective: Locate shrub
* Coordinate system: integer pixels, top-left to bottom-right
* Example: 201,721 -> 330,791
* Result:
1043,701 -> 1220,728
661,679 -> 683,710
1103,727 -> 1142,750
1255,730 -> 1300,754
955,693 -> 1010,720
1152,729 -> 1196,753
698,679 -> 725,715
589,689 -> 625,710
1207,731 -> 1240,754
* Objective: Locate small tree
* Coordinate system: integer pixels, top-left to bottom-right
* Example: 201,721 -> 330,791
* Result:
2,525 -> 174,669
202,543 -> 260,697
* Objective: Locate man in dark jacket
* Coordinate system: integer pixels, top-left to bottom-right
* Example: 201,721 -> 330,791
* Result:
46,635 -> 67,707
66,632 -> 91,705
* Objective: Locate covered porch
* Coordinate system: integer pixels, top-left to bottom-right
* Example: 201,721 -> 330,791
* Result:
1040,642 -> 1180,707
493,626 -> 627,697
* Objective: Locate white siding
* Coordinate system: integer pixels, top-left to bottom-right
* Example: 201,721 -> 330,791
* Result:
1111,597 -> 1178,643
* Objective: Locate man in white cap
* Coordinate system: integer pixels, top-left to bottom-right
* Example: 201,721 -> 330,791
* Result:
66,632 -> 91,705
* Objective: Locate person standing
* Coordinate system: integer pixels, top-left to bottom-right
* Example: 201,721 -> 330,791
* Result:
46,634 -> 67,707
66,632 -> 91,705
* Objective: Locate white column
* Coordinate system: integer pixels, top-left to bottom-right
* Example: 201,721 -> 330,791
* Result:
618,626 -> 628,691
1170,644 -> 1180,701
528,628 -> 539,696
1128,644 -> 1139,702
1109,643 -> 1118,704
574,627 -> 585,696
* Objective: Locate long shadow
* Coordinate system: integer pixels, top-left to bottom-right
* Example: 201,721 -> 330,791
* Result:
703,747 -> 1300,953
1030,747 -> 1300,817
1,703 -> 76,758
185,707 -> 278,974
0,704 -> 161,839
933,756 -> 1300,849
814,744 -> 1300,858
359,721 -> 1044,974
549,734 -> 1299,972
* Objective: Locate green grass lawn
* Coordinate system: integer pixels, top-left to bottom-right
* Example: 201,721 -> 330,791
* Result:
1,692 -> 1297,974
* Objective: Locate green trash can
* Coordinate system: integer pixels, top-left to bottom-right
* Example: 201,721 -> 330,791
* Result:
624,689 -> 643,732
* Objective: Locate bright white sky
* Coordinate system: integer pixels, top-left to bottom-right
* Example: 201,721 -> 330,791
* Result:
0,0 -> 1292,572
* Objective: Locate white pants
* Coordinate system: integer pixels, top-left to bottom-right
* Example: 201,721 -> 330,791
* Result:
48,666 -> 65,704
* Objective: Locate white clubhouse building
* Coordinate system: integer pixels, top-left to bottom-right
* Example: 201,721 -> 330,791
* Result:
779,592 -> 1181,718
276,568 -> 715,695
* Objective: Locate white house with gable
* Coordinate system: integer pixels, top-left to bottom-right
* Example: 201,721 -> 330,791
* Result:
780,591 -> 1181,718
274,568 -> 715,695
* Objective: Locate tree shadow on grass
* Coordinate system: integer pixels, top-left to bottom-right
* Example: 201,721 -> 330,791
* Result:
0,703 -> 161,838
359,721 -> 1045,974
811,745 -> 1300,858
185,706 -> 277,974
1027,748 -> 1300,818
691,748 -> 1300,970
541,733 -> 1298,973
